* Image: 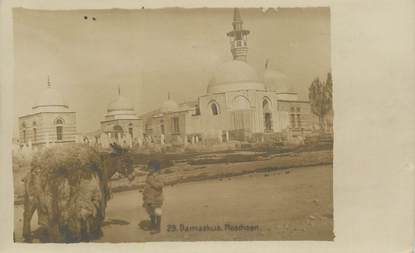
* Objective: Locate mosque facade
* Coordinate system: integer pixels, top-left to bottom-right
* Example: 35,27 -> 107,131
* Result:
18,78 -> 77,147
141,9 -> 314,145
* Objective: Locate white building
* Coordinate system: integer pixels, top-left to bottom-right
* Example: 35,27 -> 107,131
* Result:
142,8 -> 314,144
19,9 -> 316,149
100,88 -> 143,141
18,77 -> 77,147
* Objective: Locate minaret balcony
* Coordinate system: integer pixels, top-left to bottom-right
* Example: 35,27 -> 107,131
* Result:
230,39 -> 247,48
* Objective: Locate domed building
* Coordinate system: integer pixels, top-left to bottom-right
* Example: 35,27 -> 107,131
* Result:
100,87 -> 142,140
160,95 -> 179,113
142,8 -> 315,144
18,77 -> 77,146
141,93 -> 197,144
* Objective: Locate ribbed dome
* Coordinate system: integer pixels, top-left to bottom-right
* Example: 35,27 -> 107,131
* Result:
107,96 -> 134,112
160,99 -> 179,113
34,87 -> 66,107
207,60 -> 265,93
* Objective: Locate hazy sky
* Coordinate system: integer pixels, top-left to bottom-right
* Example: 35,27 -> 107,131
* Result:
13,7 -> 330,133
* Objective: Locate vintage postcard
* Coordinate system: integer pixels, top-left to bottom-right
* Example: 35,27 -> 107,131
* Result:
1,1 -> 413,252
11,7 -> 334,243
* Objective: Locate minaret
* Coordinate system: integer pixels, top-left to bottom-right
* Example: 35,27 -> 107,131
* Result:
226,8 -> 250,62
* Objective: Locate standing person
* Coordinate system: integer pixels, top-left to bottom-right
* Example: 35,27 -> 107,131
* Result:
142,159 -> 164,233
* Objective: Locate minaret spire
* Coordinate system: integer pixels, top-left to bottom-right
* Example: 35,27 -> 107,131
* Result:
226,8 -> 250,62
47,75 -> 51,88
233,8 -> 242,23
118,85 -> 121,96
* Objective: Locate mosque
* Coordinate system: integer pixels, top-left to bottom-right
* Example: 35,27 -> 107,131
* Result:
138,8 -> 314,145
17,9 -> 315,148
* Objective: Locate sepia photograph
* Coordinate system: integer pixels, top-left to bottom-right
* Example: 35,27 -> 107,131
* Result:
12,7 -> 334,243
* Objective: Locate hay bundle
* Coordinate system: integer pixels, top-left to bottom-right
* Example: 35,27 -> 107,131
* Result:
26,144 -> 107,242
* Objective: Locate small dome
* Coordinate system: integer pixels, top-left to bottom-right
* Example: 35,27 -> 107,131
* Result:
107,96 -> 134,112
160,99 -> 179,113
34,87 -> 66,107
207,60 -> 265,93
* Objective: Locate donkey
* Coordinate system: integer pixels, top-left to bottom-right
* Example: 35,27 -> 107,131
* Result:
22,143 -> 134,243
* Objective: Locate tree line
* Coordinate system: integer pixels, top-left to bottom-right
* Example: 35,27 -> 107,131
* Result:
308,72 -> 333,132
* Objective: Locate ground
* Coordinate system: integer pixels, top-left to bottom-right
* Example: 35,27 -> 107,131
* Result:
14,164 -> 333,242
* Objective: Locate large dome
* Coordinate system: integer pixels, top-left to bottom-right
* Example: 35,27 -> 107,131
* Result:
263,68 -> 292,93
207,60 -> 265,93
107,96 -> 134,112
34,87 -> 66,107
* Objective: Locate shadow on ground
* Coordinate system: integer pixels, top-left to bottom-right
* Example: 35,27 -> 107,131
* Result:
102,218 -> 130,226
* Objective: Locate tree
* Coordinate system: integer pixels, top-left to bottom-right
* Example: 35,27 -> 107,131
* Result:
324,72 -> 333,108
308,72 -> 333,131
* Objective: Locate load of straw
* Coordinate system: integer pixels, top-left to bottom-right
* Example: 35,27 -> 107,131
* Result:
28,144 -> 106,242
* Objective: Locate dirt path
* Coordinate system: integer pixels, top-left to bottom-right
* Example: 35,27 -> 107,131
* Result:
97,164 -> 333,242
14,164 -> 333,242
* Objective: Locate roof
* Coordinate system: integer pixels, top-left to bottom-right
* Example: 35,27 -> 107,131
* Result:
160,99 -> 179,113
207,60 -> 265,93
107,95 -> 134,112
32,84 -> 71,113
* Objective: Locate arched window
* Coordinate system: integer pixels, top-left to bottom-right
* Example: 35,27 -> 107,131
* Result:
113,125 -> 124,139
56,126 -> 63,140
23,130 -> 26,143
208,101 -> 220,116
172,117 -> 180,133
55,117 -> 64,141
21,122 -> 27,143
128,123 -> 134,138
232,96 -> 251,111
290,114 -> 296,128
296,114 -> 301,128
211,103 -> 219,115
263,99 -> 272,131
159,120 -> 165,135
